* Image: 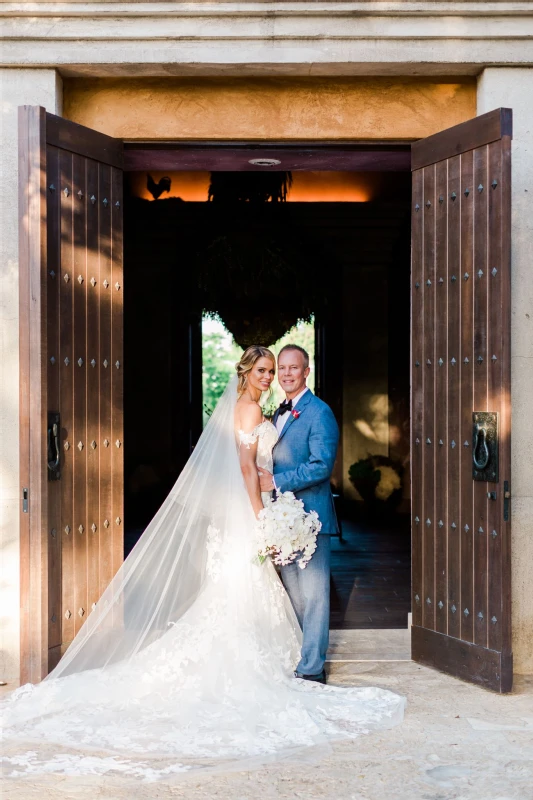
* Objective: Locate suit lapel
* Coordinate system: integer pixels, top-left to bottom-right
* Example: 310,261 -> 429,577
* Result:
274,389 -> 313,447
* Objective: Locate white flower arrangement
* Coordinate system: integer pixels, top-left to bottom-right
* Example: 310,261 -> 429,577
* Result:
255,491 -> 321,569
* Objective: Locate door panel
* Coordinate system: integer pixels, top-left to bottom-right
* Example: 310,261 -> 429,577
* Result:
47,145 -> 62,667
434,158 -> 448,638
111,166 -> 124,584
19,106 -> 124,681
410,108 -> 512,692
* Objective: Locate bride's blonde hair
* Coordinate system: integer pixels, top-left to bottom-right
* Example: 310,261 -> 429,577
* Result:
235,345 -> 276,396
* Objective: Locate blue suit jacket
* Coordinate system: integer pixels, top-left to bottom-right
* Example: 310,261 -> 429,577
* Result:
273,390 -> 339,535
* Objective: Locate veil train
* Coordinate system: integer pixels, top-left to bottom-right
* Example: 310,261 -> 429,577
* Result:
1,375 -> 405,781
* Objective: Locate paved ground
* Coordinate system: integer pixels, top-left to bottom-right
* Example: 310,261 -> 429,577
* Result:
3,642 -> 532,800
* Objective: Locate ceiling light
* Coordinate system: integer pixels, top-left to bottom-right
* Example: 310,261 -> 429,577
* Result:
248,158 -> 281,167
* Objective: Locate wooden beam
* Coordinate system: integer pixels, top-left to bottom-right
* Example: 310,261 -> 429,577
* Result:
46,113 -> 123,169
411,109 -> 512,171
123,147 -> 411,173
412,624 -> 513,693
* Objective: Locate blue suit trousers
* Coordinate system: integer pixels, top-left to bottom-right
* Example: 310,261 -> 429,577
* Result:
281,534 -> 331,676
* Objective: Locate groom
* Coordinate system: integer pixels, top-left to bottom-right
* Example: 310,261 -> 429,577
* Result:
259,345 -> 339,684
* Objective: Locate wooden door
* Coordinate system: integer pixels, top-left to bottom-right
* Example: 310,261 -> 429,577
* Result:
19,107 -> 124,682
410,108 -> 512,692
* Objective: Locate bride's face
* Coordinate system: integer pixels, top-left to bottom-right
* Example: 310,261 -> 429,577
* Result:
248,357 -> 275,394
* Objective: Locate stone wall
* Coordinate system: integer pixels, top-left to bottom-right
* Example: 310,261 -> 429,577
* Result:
477,68 -> 533,675
0,69 -> 62,682
2,2 -> 532,76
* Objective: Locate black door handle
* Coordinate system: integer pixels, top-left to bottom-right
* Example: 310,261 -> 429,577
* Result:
472,412 -> 499,482
47,412 -> 61,481
473,423 -> 490,470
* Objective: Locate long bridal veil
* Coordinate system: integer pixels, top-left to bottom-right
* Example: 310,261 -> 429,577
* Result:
2,374 -> 405,782
41,375 -> 266,679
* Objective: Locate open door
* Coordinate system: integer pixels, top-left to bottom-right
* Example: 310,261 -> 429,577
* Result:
410,108 -> 512,692
19,107 -> 124,682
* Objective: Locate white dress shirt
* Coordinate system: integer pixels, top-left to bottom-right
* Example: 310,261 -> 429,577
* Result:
275,386 -> 309,434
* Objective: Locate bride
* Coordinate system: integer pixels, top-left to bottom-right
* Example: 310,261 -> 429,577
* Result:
2,346 -> 405,781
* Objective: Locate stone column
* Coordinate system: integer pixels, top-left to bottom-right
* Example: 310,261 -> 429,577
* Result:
477,68 -> 533,675
0,69 -> 62,682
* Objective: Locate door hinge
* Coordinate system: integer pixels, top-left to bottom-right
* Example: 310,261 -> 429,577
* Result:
22,487 -> 29,513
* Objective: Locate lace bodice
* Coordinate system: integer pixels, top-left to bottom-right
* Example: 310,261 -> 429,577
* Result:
237,420 -> 278,473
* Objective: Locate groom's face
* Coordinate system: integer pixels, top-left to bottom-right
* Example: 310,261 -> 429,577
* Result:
278,349 -> 310,399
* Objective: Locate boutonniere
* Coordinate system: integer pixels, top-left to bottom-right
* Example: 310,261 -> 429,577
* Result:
291,409 -> 301,420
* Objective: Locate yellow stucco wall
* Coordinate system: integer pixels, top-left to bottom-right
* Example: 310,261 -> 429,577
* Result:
64,77 -> 476,140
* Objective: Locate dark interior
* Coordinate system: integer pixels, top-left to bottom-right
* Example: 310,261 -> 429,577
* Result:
123,164 -> 412,628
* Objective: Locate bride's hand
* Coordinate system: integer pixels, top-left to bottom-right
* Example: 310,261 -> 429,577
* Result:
258,469 -> 275,492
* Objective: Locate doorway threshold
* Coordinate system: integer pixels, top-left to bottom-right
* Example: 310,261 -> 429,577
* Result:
327,629 -> 411,662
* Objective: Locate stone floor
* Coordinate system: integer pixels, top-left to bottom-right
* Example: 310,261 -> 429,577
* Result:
3,633 -> 533,800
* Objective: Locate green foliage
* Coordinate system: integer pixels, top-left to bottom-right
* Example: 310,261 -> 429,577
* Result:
202,315 -> 315,425
202,327 -> 242,425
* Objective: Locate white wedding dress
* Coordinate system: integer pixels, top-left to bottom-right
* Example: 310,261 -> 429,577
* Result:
1,378 -> 405,782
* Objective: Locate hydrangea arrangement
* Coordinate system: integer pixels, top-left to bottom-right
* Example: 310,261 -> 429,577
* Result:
255,491 -> 321,569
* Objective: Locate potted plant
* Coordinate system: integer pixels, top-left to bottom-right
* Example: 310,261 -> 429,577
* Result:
348,455 -> 403,515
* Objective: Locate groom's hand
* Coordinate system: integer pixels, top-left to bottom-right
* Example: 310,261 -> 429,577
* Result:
258,469 -> 275,492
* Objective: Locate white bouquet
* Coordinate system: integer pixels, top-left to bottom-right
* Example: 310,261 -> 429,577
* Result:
255,491 -> 321,569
